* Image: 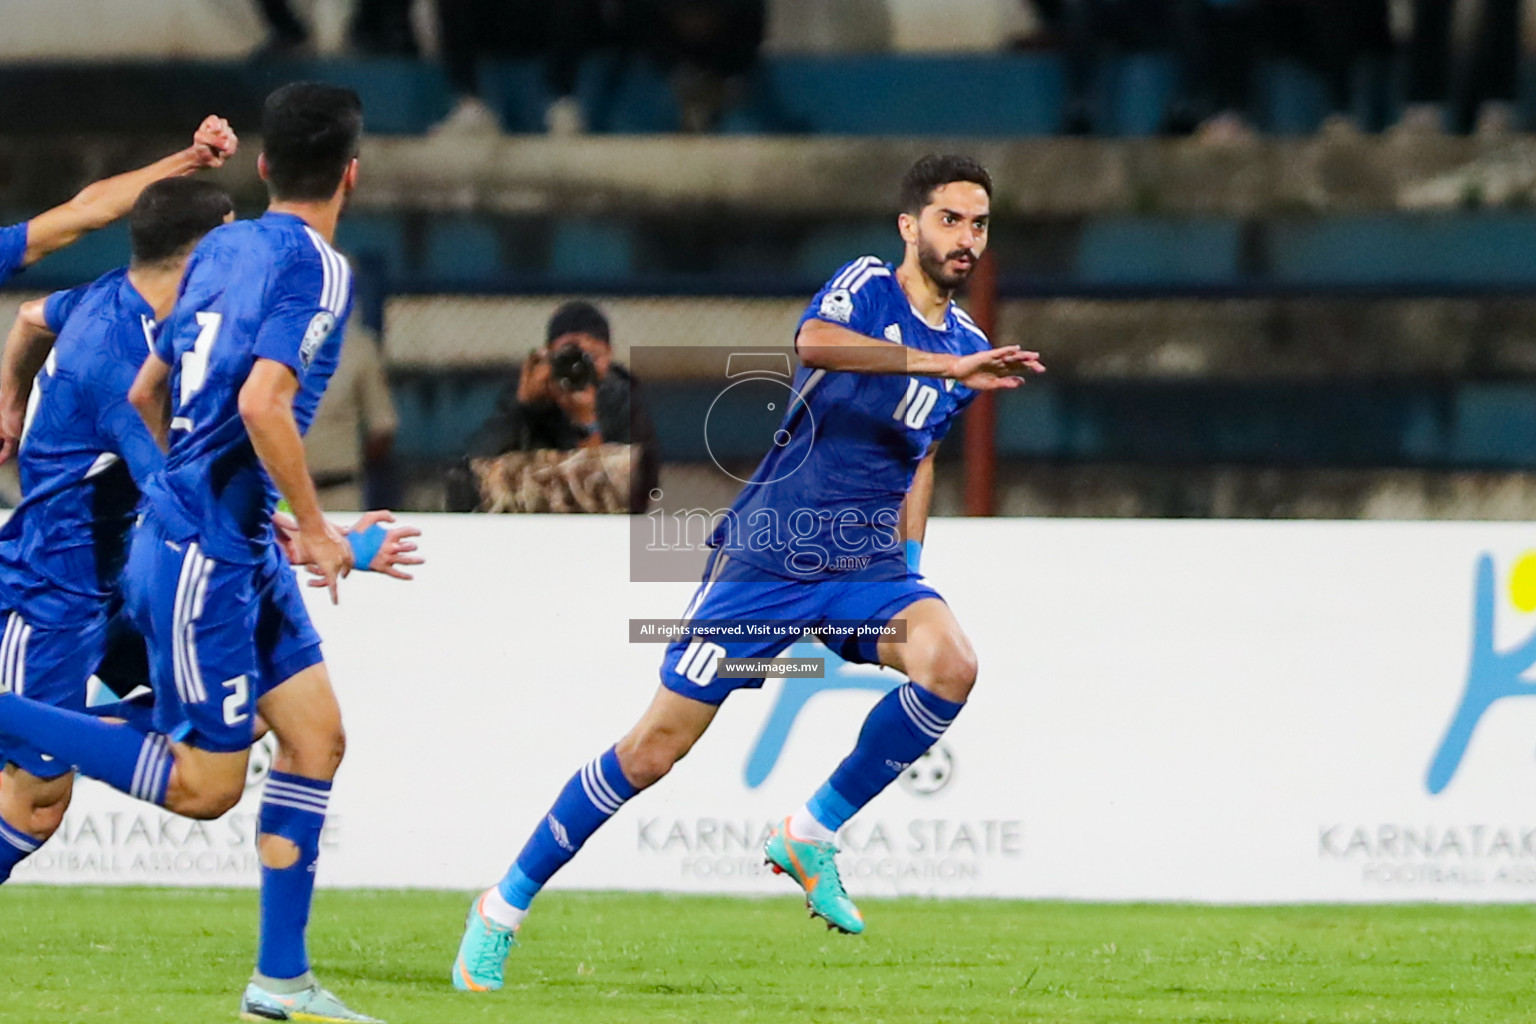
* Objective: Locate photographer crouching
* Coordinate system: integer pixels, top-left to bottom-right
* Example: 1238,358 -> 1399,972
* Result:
451,301 -> 660,513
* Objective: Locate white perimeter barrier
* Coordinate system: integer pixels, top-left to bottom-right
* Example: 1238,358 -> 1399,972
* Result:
16,515 -> 1536,903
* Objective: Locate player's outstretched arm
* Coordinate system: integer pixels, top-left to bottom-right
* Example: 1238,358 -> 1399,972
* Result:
241,358 -> 353,603
22,116 -> 237,267
128,353 -> 174,451
0,298 -> 56,463
796,318 -> 1045,388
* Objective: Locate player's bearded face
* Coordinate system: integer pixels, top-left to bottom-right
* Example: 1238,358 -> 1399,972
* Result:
916,228 -> 976,292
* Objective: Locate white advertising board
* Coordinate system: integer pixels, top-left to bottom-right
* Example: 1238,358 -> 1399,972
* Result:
16,515 -> 1536,903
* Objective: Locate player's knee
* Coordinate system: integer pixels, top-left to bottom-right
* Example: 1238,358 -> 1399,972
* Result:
1,771 -> 74,840
276,720 -> 346,779
9,795 -> 68,841
169,779 -> 244,820
615,733 -> 685,790
25,799 -> 68,840
916,630 -> 978,702
163,762 -> 245,819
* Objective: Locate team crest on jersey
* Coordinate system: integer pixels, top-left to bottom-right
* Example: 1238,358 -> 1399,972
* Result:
819,288 -> 853,324
884,323 -> 902,343
299,311 -> 336,369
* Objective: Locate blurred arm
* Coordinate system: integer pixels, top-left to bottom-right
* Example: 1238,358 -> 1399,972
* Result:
0,298 -> 56,463
22,116 -> 236,266
129,353 -> 173,451
795,318 -> 958,377
901,443 -> 939,546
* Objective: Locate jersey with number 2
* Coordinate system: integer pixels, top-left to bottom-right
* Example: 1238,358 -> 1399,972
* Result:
144,211 -> 351,566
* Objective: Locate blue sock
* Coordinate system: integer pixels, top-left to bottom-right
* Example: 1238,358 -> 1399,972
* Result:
0,694 -> 171,804
0,814 -> 40,884
256,771 -> 331,981
498,746 -> 637,910
808,683 -> 964,832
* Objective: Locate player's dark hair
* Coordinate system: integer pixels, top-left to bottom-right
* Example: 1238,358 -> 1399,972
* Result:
129,178 -> 234,267
900,154 -> 992,214
546,300 -> 611,345
261,82 -> 364,202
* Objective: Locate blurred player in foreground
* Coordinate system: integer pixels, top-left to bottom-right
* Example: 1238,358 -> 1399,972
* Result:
0,83 -> 386,1024
0,115 -> 236,290
0,178 -> 238,880
0,178 -> 420,889
452,154 -> 1044,991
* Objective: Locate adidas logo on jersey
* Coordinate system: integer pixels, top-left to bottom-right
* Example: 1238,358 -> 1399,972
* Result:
884,323 -> 902,344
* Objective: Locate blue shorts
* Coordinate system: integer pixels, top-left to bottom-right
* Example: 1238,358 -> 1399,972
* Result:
0,603 -> 153,778
125,516 -> 323,754
659,550 -> 942,705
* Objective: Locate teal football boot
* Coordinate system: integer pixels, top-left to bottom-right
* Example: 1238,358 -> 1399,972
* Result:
764,818 -> 865,934
451,890 -> 518,992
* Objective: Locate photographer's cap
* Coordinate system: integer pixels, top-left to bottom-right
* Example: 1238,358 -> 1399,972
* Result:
547,300 -> 610,345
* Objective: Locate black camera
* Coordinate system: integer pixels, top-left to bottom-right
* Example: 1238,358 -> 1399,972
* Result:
548,343 -> 598,391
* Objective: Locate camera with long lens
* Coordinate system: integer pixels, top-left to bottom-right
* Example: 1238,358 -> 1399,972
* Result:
548,343 -> 598,391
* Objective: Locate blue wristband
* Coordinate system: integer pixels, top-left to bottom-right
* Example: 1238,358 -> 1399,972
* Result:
347,523 -> 387,571
905,539 -> 923,572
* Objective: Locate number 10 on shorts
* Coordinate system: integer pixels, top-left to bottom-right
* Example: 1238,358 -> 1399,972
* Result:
676,639 -> 725,685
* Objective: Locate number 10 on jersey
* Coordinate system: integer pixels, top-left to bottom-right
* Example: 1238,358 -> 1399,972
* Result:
894,378 -> 939,429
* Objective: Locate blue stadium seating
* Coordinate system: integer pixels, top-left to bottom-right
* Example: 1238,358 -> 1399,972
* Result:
754,56 -> 1065,136
1077,218 -> 1243,284
423,217 -> 502,285
1095,53 -> 1180,137
1269,215 -> 1536,285
796,225 -> 900,280
335,214 -> 409,282
549,219 -> 637,280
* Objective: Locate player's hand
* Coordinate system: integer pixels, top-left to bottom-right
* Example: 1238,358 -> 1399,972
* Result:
271,511 -> 308,564
190,116 -> 238,169
340,509 -> 424,581
300,518 -> 353,605
949,345 -> 1046,391
0,388 -> 26,466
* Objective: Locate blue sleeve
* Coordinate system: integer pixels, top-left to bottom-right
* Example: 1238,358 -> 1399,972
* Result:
253,249 -> 350,374
42,283 -> 92,334
95,363 -> 165,485
799,257 -> 891,340
0,222 -> 26,287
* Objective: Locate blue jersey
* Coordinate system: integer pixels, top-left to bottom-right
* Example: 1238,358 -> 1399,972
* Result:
711,256 -> 991,578
143,212 -> 351,565
0,268 -> 166,626
0,222 -> 27,287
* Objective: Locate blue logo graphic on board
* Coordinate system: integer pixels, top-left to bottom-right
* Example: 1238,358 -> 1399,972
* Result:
1427,553 -> 1536,794
744,640 -> 896,788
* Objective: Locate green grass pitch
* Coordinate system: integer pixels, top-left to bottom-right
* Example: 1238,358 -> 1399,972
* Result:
2,888 -> 1534,1023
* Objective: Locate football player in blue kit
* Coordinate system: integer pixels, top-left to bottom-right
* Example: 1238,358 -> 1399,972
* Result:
452,154 -> 1045,991
0,115 -> 236,294
0,177 -> 237,881
0,83 -> 382,1024
0,178 -> 421,893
